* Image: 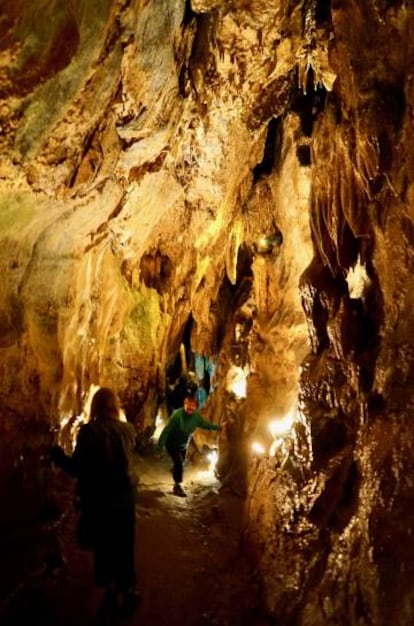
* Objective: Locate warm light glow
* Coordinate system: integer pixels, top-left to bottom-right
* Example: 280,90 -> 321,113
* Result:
79,383 -> 101,423
207,449 -> 218,472
59,412 -> 73,430
268,410 -> 295,437
251,441 -> 265,455
58,384 -> 127,448
235,323 -> 242,342
58,411 -> 86,447
257,236 -> 269,253
268,407 -> 298,457
68,414 -> 86,448
195,449 -> 219,482
151,414 -> 165,442
226,364 -> 248,399
269,438 -> 284,456
346,255 -> 370,298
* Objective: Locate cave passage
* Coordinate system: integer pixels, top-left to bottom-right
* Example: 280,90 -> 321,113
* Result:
0,451 -> 266,626
2,0 -> 414,623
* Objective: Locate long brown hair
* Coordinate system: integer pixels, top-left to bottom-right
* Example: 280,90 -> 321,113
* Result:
90,387 -> 120,422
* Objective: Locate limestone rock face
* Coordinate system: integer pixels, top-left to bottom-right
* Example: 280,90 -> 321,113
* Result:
1,1 -> 414,624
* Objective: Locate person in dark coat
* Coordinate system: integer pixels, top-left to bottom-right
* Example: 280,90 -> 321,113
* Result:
50,387 -> 139,613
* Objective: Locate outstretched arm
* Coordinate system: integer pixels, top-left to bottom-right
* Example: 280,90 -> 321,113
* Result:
49,444 -> 77,476
50,424 -> 90,477
198,417 -> 221,432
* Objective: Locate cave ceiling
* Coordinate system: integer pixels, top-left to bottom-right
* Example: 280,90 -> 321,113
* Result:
0,0 -> 324,422
2,1 -> 414,623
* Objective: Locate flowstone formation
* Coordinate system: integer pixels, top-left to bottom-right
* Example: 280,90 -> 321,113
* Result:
1,1 -> 414,624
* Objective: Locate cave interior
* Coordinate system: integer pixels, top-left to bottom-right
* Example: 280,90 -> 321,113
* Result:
1,0 -> 414,624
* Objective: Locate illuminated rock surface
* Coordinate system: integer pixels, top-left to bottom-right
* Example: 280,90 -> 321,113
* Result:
1,1 -> 414,624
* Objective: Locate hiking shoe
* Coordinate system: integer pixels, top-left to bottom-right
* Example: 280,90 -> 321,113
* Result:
173,484 -> 187,497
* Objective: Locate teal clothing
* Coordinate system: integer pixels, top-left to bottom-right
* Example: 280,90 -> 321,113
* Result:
158,407 -> 220,450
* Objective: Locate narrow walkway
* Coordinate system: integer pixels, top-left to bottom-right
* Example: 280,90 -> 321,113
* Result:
1,454 -> 269,626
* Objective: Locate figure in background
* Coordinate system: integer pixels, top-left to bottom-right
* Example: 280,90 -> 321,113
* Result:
155,384 -> 221,497
166,374 -> 190,412
195,382 -> 208,409
50,387 -> 140,615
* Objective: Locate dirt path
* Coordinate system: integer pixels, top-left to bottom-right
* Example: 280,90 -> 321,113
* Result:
135,456 -> 265,626
1,454 -> 269,626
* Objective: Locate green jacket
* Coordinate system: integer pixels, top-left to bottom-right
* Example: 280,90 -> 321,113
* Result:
158,407 -> 220,449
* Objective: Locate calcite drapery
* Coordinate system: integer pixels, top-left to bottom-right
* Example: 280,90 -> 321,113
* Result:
1,1 -> 414,624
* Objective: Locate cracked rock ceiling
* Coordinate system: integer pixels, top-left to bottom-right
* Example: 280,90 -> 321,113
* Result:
1,1 -> 414,624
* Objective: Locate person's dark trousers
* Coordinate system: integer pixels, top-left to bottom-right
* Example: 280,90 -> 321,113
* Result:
93,504 -> 136,592
166,444 -> 187,483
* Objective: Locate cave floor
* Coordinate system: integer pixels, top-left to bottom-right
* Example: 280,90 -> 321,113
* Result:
1,453 -> 269,626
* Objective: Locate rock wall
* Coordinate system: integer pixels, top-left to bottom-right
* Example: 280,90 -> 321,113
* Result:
244,2 -> 414,625
1,1 -> 414,623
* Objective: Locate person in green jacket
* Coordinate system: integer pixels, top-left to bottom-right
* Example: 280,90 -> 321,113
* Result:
157,386 -> 221,497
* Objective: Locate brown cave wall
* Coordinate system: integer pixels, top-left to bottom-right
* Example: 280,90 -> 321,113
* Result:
0,0 -> 308,527
244,3 -> 414,625
1,1 -> 414,625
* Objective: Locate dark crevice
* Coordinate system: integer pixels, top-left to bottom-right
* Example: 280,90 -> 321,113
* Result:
139,249 -> 172,294
315,0 -> 331,26
311,418 -> 348,469
296,144 -> 311,166
188,13 -> 217,77
309,457 -> 360,532
165,314 -> 195,411
182,0 -> 196,25
253,117 -> 282,180
291,68 -> 326,137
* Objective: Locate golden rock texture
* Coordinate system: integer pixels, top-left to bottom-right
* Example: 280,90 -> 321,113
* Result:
1,0 -> 414,623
